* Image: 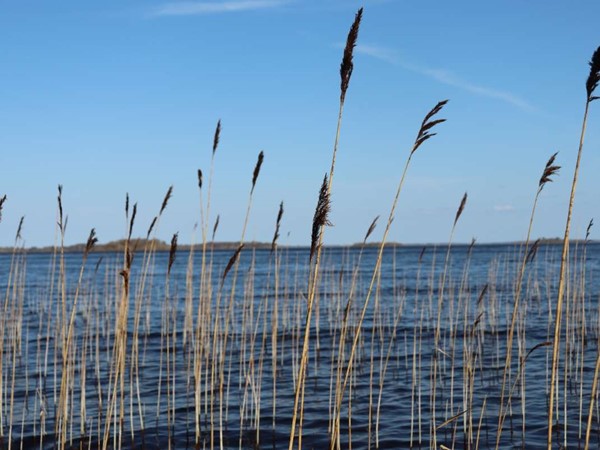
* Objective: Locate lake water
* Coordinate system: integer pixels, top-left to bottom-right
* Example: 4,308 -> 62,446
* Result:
1,243 -> 599,449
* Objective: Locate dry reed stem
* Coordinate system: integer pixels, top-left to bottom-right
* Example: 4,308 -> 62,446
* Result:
548,46 -> 599,449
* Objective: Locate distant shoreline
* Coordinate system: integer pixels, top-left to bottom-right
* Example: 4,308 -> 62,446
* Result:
0,238 -> 595,254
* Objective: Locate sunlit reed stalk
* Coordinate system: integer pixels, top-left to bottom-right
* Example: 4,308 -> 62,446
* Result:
330,99 -> 448,449
215,150 -> 263,450
495,152 -> 560,447
548,45 -> 600,450
288,9 -> 362,450
431,192 -> 467,448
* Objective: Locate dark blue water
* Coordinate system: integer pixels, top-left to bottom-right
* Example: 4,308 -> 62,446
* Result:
1,243 -> 600,449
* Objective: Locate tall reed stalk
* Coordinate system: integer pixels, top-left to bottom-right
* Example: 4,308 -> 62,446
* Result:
548,46 -> 599,449
288,8 -> 362,449
329,99 -> 448,449
495,153 -> 560,447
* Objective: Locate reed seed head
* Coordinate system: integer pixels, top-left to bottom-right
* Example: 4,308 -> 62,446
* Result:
223,243 -> 244,282
213,119 -> 221,156
212,214 -> 220,241
453,192 -> 467,227
84,228 -> 98,258
363,215 -> 379,243
538,152 -> 560,190
411,100 -> 448,155
0,194 -> 6,223
168,232 -> 178,276
57,185 -> 64,231
586,218 -> 594,241
198,169 -> 203,189
310,174 -> 332,262
125,193 -> 129,219
586,46 -> 600,102
251,151 -> 264,193
526,238 -> 540,263
16,216 -> 24,243
160,185 -> 173,216
271,201 -> 284,253
128,203 -> 137,240
147,216 -> 158,239
340,8 -> 363,104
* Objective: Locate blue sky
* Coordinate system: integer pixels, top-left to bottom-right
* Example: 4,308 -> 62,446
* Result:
1,0 -> 599,247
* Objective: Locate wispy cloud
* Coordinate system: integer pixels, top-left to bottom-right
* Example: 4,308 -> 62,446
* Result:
152,0 -> 287,16
355,44 -> 535,112
493,204 -> 515,212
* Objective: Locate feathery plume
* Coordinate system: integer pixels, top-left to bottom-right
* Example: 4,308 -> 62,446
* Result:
538,152 -> 560,189
526,238 -> 541,264
84,228 -> 98,259
586,218 -> 594,242
251,151 -> 264,193
411,100 -> 449,155
125,193 -> 130,219
213,119 -> 221,156
476,284 -> 489,307
15,216 -> 24,243
94,256 -> 104,275
128,203 -> 137,240
271,201 -> 284,253
310,174 -> 332,262
222,244 -> 244,283
160,185 -> 173,216
57,185 -> 64,232
340,8 -> 363,104
418,246 -> 427,264
147,216 -> 158,239
363,215 -> 379,243
0,195 -> 6,223
586,46 -> 600,101
212,214 -> 220,241
197,169 -> 203,189
453,192 -> 468,227
168,232 -> 178,277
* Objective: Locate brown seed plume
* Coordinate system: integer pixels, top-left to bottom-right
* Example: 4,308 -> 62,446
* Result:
168,232 -> 178,277
340,8 -> 363,104
222,244 -> 244,283
363,215 -> 379,243
586,218 -> 594,242
251,151 -> 264,193
57,185 -> 64,232
418,246 -> 427,264
411,100 -> 449,155
586,46 -> 600,101
453,192 -> 468,227
160,185 -> 173,216
310,174 -> 332,262
128,203 -> 137,240
147,216 -> 158,239
125,193 -> 130,219
212,214 -> 220,241
213,119 -> 221,156
538,152 -> 560,190
198,169 -> 203,189
526,238 -> 541,263
84,228 -> 98,259
476,284 -> 489,307
271,201 -> 284,253
0,194 -> 6,223
15,216 -> 24,242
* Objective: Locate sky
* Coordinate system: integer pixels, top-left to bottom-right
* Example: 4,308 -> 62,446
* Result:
1,0 -> 599,247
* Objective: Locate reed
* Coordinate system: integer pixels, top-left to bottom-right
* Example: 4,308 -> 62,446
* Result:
548,45 -> 600,449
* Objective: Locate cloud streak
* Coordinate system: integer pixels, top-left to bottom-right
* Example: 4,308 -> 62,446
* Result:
152,0 -> 287,16
355,44 -> 535,112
